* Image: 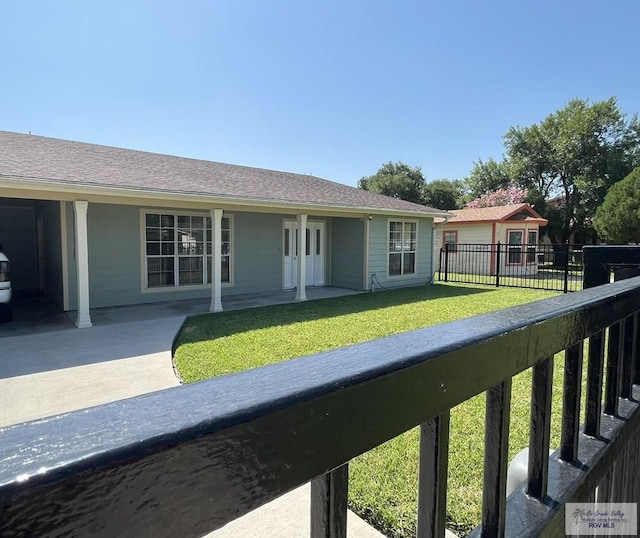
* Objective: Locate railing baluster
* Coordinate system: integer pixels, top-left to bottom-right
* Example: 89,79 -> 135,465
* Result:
633,428 -> 640,502
635,312 -> 640,386
597,468 -> 613,503
417,412 -> 450,538
585,330 -> 605,437
495,242 -> 501,288
310,464 -> 348,538
482,379 -> 512,536
604,320 -> 624,415
612,453 -> 626,503
561,344 -> 583,463
621,313 -> 637,399
527,357 -> 554,498
444,242 -> 449,282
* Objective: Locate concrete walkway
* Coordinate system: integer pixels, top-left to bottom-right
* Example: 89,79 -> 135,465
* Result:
0,287 -> 393,537
0,315 -> 182,427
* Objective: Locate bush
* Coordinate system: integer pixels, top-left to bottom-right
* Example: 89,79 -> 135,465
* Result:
595,167 -> 640,243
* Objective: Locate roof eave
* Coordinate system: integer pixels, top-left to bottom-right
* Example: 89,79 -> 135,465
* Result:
438,218 -> 548,225
0,176 -> 449,219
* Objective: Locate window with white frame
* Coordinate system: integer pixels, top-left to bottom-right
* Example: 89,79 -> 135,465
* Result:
144,212 -> 231,289
388,221 -> 417,276
507,230 -> 523,264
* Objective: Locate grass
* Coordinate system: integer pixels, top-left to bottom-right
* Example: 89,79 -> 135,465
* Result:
173,283 -> 562,536
438,270 -> 583,293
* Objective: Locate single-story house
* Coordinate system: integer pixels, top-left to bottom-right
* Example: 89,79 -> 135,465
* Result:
0,131 -> 449,328
434,203 -> 548,276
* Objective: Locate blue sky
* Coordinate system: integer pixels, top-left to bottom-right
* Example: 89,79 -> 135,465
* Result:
1,1 -> 639,187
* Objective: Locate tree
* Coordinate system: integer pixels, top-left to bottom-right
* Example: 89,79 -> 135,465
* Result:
504,97 -> 640,242
594,167 -> 640,243
465,158 -> 513,198
466,186 -> 528,208
422,179 -> 467,209
358,162 -> 425,204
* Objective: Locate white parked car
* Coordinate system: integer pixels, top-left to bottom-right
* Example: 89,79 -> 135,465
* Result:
0,246 -> 11,322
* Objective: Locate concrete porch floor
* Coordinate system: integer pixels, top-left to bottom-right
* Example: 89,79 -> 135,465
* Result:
0,286 -> 362,338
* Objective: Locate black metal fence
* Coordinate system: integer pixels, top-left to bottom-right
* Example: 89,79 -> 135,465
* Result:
2,265 -> 640,537
438,242 -> 584,293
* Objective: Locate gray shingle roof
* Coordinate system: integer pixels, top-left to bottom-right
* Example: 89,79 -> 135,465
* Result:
0,131 -> 447,216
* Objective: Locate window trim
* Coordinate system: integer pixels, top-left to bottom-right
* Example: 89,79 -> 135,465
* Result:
386,219 -> 418,279
506,228 -> 524,266
442,230 -> 458,253
140,209 -> 234,294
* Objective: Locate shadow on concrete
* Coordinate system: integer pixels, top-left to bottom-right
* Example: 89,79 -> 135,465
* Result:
0,296 -> 74,338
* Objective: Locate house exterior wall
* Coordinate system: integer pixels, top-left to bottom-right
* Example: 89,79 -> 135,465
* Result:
62,203 -> 338,309
434,223 -> 494,250
36,201 -> 64,308
0,204 -> 38,292
330,217 -> 364,290
234,212 -> 287,294
435,223 -> 494,275
496,222 -> 541,276
435,221 -> 542,276
65,202 -> 77,309
59,201 -> 439,310
367,215 -> 434,289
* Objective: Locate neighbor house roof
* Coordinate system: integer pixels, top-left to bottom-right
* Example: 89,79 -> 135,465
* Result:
437,203 -> 547,225
0,131 -> 449,217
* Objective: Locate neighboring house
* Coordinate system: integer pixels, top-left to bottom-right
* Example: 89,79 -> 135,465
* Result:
0,131 -> 449,328
434,203 -> 548,276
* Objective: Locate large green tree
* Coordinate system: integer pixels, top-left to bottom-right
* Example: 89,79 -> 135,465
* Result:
594,167 -> 640,243
358,162 -> 426,204
465,158 -> 513,198
504,97 -> 640,242
422,179 -> 467,209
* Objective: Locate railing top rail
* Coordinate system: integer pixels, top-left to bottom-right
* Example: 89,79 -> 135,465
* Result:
2,277 -> 640,536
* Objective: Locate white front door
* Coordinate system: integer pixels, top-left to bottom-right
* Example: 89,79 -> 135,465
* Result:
283,221 -> 325,289
283,222 -> 298,289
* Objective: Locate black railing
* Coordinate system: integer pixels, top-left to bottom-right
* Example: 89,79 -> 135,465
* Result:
1,275 -> 640,537
439,242 -> 583,293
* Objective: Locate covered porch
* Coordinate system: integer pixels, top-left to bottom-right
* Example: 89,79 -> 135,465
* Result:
0,286 -> 362,338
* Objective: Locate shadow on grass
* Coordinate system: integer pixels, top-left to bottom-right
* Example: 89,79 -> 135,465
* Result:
175,283 -> 493,348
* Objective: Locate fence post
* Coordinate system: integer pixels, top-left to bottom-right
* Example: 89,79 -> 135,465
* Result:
495,242 -> 501,288
444,243 -> 449,283
563,241 -> 570,293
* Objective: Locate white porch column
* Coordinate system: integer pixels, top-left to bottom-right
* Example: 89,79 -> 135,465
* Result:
295,213 -> 308,301
73,200 -> 92,328
209,208 -> 223,312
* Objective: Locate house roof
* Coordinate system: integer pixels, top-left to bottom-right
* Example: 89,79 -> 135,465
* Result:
437,203 -> 547,225
0,131 -> 449,217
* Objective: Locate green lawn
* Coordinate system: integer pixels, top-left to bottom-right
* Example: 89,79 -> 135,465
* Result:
174,283 -> 564,537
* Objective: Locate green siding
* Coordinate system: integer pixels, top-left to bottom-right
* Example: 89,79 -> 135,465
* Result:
37,201 -> 64,308
87,204 -> 143,307
367,215 -> 434,289
64,205 -> 305,308
231,213 -> 284,294
330,217 -> 364,289
0,205 -> 37,292
65,202 -> 77,309
61,202 -> 435,310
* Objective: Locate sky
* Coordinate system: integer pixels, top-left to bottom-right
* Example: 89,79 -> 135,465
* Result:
1,1 -> 639,187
